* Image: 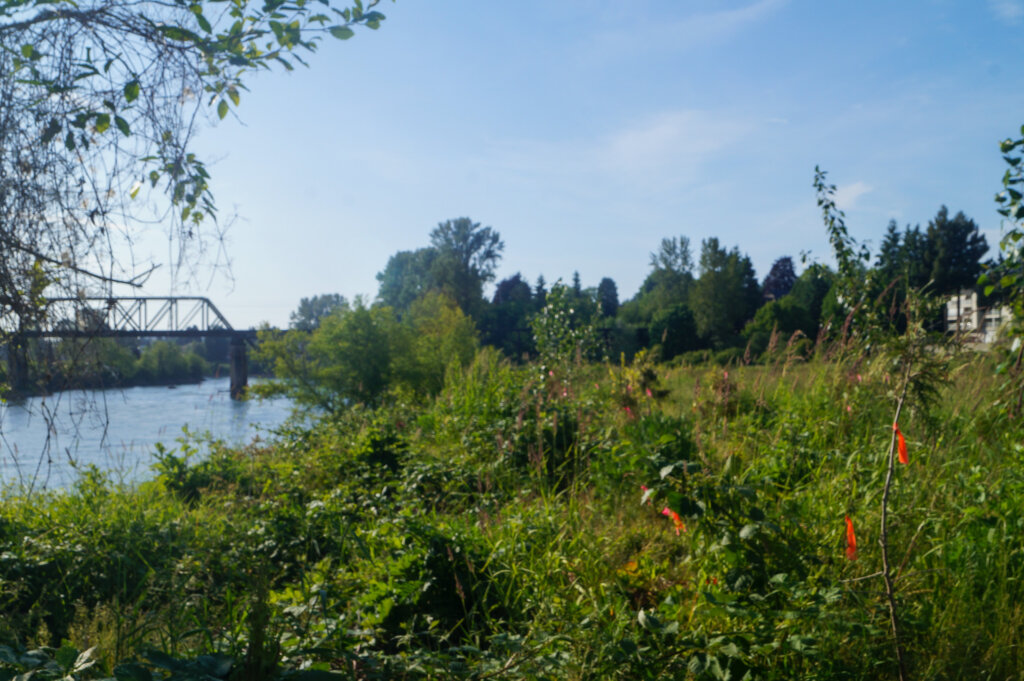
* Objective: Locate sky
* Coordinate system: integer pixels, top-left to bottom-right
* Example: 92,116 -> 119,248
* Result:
119,0 -> 1024,329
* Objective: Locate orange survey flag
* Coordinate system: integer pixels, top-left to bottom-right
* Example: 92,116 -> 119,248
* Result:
845,515 -> 857,560
893,423 -> 908,465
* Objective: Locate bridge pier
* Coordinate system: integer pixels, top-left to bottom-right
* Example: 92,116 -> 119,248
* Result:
229,336 -> 248,399
6,336 -> 29,393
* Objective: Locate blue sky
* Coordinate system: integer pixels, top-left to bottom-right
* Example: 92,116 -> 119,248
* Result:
131,1 -> 1024,328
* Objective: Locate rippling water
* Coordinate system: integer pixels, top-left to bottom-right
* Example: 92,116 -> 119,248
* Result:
0,377 -> 293,490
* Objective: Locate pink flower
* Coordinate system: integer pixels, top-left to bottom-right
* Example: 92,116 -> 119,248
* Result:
645,387 -> 653,398
846,405 -> 852,413
723,371 -> 729,380
548,370 -> 554,377
624,406 -> 634,418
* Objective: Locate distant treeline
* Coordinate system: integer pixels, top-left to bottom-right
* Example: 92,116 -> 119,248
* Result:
287,207 -> 992,367
4,336 -> 238,394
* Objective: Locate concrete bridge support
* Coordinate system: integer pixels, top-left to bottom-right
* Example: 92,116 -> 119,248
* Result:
229,336 -> 248,399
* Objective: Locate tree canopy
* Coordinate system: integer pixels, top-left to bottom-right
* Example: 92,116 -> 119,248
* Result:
0,0 -> 389,331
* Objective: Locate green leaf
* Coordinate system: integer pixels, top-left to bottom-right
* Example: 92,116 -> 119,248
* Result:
158,26 -> 200,43
20,44 -> 35,59
124,80 -> 140,102
329,25 -> 354,39
94,113 -> 110,133
227,87 -> 240,106
65,131 -> 76,150
196,12 -> 212,33
55,646 -> 78,671
40,118 -> 61,143
217,99 -> 229,119
115,116 -> 130,136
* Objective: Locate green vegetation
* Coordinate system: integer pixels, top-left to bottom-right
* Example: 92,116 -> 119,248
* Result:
2,71 -> 1021,678
5,337 -> 216,394
3,327 -> 1024,679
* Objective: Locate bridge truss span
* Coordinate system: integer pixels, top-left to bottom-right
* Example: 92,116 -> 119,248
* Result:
8,296 -> 256,398
25,297 -> 256,340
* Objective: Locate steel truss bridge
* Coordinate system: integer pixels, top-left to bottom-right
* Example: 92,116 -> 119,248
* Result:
8,297 -> 255,398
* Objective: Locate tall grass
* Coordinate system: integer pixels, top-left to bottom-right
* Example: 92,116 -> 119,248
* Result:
1,343 -> 1022,679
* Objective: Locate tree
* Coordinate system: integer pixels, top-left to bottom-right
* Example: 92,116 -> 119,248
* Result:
0,0 -> 389,334
428,217 -> 504,317
597,277 -> 619,317
762,256 -> 797,301
481,273 -> 534,359
649,303 -> 699,360
290,294 -> 348,331
925,206 -> 988,297
376,248 -> 438,311
650,236 -> 693,275
689,238 -> 761,348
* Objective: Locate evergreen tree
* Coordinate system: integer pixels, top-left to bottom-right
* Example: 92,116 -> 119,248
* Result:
762,256 -> 797,300
925,206 -> 988,297
597,277 -> 619,317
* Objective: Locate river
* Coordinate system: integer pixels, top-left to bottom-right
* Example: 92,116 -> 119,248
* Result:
0,377 -> 293,490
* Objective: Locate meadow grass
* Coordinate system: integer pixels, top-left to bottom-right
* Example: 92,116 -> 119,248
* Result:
1,345 -> 1022,680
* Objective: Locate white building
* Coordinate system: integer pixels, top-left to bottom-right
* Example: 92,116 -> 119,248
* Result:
945,290 -> 1009,344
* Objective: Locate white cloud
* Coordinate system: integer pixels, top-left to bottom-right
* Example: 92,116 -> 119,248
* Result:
589,0 -> 789,54
834,181 -> 873,210
598,110 -> 749,180
989,0 -> 1024,23
480,108 -> 751,199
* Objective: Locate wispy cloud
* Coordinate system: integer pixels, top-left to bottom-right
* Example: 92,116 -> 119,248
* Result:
588,0 -> 789,54
834,181 -> 873,210
989,0 -> 1024,23
479,108 -> 752,200
597,110 -> 750,181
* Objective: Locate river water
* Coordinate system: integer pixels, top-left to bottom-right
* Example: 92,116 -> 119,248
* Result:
0,378 -> 293,490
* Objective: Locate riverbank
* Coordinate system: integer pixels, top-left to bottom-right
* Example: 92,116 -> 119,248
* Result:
1,350 -> 1021,679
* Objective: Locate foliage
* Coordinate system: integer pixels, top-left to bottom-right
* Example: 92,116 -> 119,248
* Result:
288,294 -> 348,332
530,281 -> 599,372
259,294 -> 477,411
480,273 -> 535,360
0,0 -> 390,349
689,237 -> 761,348
987,125 -> 1024,322
762,256 -> 797,300
597,277 -> 620,318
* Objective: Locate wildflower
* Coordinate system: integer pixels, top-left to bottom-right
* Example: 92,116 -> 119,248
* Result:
893,422 -> 908,464
845,515 -> 857,560
624,406 -> 634,418
548,370 -> 554,377
662,507 -> 686,535
846,405 -> 852,413
723,370 -> 729,380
